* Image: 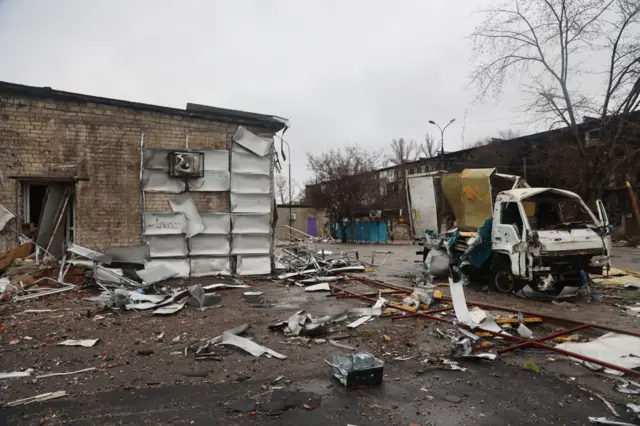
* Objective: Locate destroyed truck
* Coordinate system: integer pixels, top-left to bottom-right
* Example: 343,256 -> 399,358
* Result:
406,168 -> 612,296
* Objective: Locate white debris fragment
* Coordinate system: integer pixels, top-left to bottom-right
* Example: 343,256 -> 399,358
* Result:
57,339 -> 100,348
0,369 -> 34,380
220,332 -> 287,360
5,390 -> 68,406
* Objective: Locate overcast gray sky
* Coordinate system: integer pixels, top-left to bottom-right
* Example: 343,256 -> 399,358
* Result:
0,0 -> 533,183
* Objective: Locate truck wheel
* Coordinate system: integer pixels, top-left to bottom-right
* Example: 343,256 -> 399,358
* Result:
490,255 -> 519,293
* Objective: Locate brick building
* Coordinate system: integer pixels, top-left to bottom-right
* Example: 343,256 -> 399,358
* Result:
0,81 -> 287,276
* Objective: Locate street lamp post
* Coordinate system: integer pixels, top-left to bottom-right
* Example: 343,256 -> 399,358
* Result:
280,139 -> 292,241
429,118 -> 456,170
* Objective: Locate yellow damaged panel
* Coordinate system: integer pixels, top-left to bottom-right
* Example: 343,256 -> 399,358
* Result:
442,168 -> 495,229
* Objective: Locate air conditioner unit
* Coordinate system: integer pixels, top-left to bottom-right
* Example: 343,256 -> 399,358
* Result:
288,213 -> 297,220
168,151 -> 205,178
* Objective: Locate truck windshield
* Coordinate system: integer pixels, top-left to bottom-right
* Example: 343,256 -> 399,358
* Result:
523,193 -> 595,230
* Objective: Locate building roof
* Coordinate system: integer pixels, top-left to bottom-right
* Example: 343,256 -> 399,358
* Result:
0,80 -> 288,132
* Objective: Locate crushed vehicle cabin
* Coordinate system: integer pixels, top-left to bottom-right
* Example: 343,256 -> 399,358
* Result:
406,168 -> 612,296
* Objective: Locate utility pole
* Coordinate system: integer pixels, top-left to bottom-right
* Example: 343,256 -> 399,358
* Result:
429,118 -> 456,170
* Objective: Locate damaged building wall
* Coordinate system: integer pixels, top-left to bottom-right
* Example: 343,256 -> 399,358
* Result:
0,82 -> 284,256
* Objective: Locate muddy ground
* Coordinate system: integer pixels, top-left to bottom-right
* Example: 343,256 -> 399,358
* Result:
0,243 -> 639,425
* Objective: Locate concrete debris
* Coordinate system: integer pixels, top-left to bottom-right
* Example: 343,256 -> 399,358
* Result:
4,390 -> 67,407
0,369 -> 34,380
57,339 -> 99,347
328,353 -> 384,387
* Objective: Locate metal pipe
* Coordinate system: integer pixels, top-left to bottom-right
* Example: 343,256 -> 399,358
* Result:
498,323 -> 592,353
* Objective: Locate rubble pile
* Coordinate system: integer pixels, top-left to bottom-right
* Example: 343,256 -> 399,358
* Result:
0,238 -> 255,316
275,244 -> 371,283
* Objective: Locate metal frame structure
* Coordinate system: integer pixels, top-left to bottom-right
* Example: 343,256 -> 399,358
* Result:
332,275 -> 640,378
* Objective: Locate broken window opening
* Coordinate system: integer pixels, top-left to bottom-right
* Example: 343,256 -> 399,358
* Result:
21,182 -> 76,258
524,193 -> 595,231
500,202 -> 523,235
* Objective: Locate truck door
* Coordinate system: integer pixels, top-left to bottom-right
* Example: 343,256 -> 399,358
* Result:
492,201 -> 527,277
595,199 -> 612,260
407,175 -> 439,239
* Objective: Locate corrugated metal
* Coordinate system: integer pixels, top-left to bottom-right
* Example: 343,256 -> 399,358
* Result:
143,213 -> 187,235
231,234 -> 271,254
169,193 -> 205,238
230,173 -> 271,194
145,235 -> 189,258
190,257 -> 232,276
187,170 -> 231,191
236,255 -> 271,275
142,169 -> 186,193
145,258 -> 190,278
188,234 -> 231,256
230,193 -> 272,213
231,213 -> 271,234
200,213 -> 232,234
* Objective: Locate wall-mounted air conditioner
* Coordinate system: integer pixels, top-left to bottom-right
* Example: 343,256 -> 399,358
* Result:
168,151 -> 205,178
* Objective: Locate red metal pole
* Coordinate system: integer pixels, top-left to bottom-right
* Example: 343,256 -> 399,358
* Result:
498,324 -> 592,354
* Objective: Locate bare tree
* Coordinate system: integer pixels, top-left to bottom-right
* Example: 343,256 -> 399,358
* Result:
496,129 -> 521,140
420,133 -> 438,158
307,144 -> 383,242
274,174 -> 300,205
470,0 -> 640,200
464,136 -> 493,149
387,138 -> 419,165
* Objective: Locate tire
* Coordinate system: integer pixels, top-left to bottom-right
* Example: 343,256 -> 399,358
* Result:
490,255 -> 522,294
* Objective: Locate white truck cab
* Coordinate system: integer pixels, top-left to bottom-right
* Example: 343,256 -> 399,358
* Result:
491,188 -> 611,293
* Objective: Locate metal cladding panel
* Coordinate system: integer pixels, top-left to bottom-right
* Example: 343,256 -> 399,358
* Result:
146,235 -> 188,258
190,257 -> 232,277
236,255 -> 271,275
142,169 -> 186,193
145,258 -> 190,278
0,203 -> 15,232
188,234 -> 231,256
231,151 -> 270,175
201,150 -> 230,171
232,126 -> 273,157
230,173 -> 271,194
200,213 -> 231,234
230,193 -> 272,213
188,170 -> 231,191
231,213 -> 270,234
143,213 -> 187,235
143,148 -> 172,170
169,193 -> 205,238
231,234 -> 271,254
